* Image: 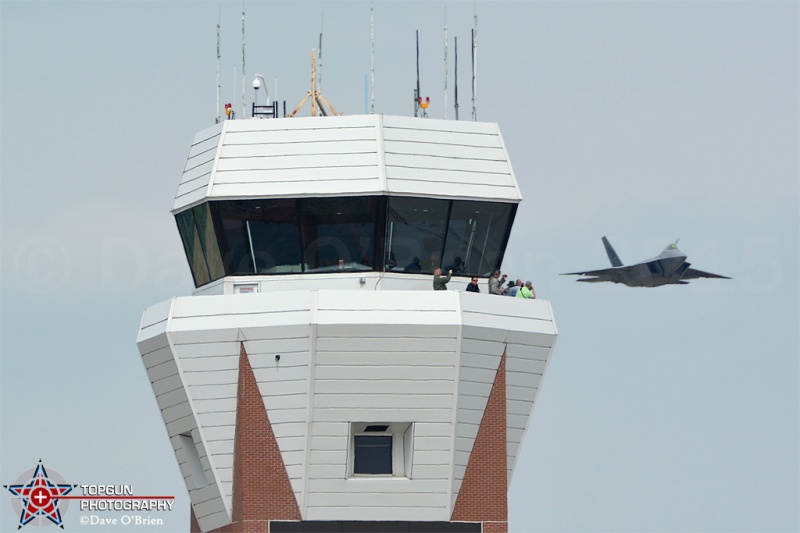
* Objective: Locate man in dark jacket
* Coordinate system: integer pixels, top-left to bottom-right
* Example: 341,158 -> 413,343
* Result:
466,277 -> 480,293
433,268 -> 452,290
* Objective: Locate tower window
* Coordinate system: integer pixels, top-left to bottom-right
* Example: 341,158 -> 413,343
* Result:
353,435 -> 392,475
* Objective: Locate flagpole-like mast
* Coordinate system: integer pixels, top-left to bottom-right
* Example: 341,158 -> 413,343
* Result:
318,13 -> 324,95
472,3 -> 478,121
454,36 -> 459,120
370,2 -> 375,114
443,8 -> 448,120
216,6 -> 221,124
241,2 -> 246,119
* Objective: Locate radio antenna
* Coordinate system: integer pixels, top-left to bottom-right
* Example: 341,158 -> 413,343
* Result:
414,30 -> 420,117
471,3 -> 478,121
318,13 -> 324,94
215,5 -> 221,123
241,2 -> 246,118
454,36 -> 459,120
443,9 -> 448,120
370,2 -> 375,114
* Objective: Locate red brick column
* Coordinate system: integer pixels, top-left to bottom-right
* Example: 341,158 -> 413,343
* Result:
200,342 -> 301,533
451,354 -> 508,533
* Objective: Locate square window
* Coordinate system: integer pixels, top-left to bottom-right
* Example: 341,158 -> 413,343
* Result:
353,435 -> 392,475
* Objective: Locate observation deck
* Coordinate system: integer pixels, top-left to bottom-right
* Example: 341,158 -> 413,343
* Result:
173,114 -> 521,294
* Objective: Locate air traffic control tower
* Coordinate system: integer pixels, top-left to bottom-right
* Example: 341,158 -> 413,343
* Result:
137,113 -> 557,533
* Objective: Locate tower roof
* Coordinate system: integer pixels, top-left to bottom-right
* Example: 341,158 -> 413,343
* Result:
173,115 -> 522,214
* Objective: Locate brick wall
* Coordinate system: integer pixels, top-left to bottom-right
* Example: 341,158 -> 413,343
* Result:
451,354 -> 508,533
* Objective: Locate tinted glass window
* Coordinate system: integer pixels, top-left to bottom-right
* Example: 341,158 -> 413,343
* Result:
175,210 -> 210,286
354,435 -> 392,475
193,203 -> 225,280
386,197 -> 448,274
300,197 -> 377,272
443,200 -> 514,277
216,200 -> 303,274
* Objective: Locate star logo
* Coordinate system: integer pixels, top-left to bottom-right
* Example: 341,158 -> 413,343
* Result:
5,461 -> 76,529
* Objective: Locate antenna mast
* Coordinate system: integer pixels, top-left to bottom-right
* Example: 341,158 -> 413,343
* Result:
216,7 -> 221,124
414,30 -> 420,117
241,3 -> 246,118
443,9 -> 448,120
370,2 -> 375,114
454,36 -> 459,120
318,14 -> 324,94
472,4 -> 478,121
288,49 -> 342,118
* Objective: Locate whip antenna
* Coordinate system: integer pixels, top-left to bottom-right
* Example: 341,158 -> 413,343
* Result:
216,6 -> 221,123
414,30 -> 420,117
471,3 -> 478,121
454,36 -> 459,120
370,2 -> 375,114
443,9 -> 448,119
241,2 -> 246,118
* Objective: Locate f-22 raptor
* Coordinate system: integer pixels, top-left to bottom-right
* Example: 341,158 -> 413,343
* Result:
563,236 -> 731,287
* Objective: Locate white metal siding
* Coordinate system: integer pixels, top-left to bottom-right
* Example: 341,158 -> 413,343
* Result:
172,123 -> 223,213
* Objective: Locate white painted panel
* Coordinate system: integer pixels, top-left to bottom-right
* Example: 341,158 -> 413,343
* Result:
310,422 -> 349,436
162,401 -> 192,424
314,366 -> 456,381
415,436 -> 452,451
155,388 -> 188,410
455,409 -> 484,426
384,152 -> 511,175
456,394 -> 491,412
183,370 -> 238,386
203,425 -> 235,443
210,180 -> 383,199
317,310 -> 458,326
412,423 -> 452,437
382,128 -> 499,146
305,506 -> 447,522
316,337 -> 456,352
507,414 -> 530,430
411,465 -> 451,479
459,366 -> 499,384
507,399 -> 536,416
251,364 -> 309,383
262,393 -> 307,410
317,324 -> 458,339
265,407 -> 306,424
505,356 -> 548,375
188,384 -> 238,401
243,337 -> 311,356
308,449 -> 348,464
313,409 -> 451,423
308,479 -> 447,495
216,152 -> 379,171
506,383 -> 541,402
196,411 -> 236,428
456,380 -> 492,399
385,165 -> 516,188
186,132 -> 220,160
251,378 -> 306,396
172,341 -> 241,358
274,436 -> 306,452
506,372 -> 542,389
220,140 -> 378,158
153,374 -> 183,395
385,179 -> 518,202
411,450 -> 451,466
314,394 -> 453,409
452,451 -> 470,467
210,454 -> 233,469
182,158 -> 214,180
146,360 -> 179,383
454,422 -> 479,440
460,338 -> 506,357
180,356 -> 239,373
137,328 -> 169,356
315,352 -> 456,367
139,299 -> 173,331
310,436 -> 349,451
455,436 -> 475,453
172,292 -> 312,317
166,415 -> 195,436
223,127 -> 377,144
383,140 -> 506,161
309,464 -> 347,479
212,165 -> 380,185
314,380 -> 453,395
459,352 -> 502,370
142,346 -> 173,369
193,398 -> 237,413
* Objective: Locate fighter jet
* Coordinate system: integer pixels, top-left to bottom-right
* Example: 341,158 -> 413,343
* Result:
563,236 -> 731,287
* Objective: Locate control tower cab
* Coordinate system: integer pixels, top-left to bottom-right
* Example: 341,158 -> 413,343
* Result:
137,114 -> 557,533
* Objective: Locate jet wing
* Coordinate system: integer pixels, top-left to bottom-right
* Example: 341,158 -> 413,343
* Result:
681,268 -> 731,280
562,265 -> 634,277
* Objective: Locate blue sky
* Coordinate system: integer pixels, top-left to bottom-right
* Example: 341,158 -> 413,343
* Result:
1,1 -> 798,532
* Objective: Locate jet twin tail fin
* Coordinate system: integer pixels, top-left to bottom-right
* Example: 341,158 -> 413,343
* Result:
602,236 -> 623,267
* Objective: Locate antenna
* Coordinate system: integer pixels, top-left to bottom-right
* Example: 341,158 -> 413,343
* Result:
370,1 -> 375,114
454,36 -> 459,120
241,2 -> 246,119
472,3 -> 478,121
288,49 -> 342,118
216,6 -> 221,124
443,9 -> 448,120
318,13 -> 323,94
414,30 -> 420,117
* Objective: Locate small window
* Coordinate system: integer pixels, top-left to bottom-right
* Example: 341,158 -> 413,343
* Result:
354,435 -> 392,474
348,422 -> 413,478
